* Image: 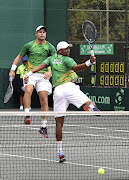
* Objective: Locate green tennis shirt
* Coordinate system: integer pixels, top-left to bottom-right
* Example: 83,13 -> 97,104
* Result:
19,40 -> 56,74
44,54 -> 78,88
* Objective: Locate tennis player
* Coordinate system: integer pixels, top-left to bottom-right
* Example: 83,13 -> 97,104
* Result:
24,41 -> 99,162
9,25 -> 56,138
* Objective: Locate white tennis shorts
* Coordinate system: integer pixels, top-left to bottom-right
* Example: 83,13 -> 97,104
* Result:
23,73 -> 52,95
53,82 -> 90,112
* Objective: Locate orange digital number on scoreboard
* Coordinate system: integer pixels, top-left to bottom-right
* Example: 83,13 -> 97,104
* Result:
100,62 -> 124,74
99,75 -> 125,86
99,62 -> 125,86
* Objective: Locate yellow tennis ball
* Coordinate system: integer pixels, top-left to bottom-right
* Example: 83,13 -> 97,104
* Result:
98,168 -> 104,174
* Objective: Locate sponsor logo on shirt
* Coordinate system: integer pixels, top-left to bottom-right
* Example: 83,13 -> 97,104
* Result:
53,59 -> 62,64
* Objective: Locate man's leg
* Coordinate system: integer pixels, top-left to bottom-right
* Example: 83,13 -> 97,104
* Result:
53,84 -> 69,162
24,84 -> 33,124
56,117 -> 66,162
38,91 -> 49,138
19,93 -> 24,110
19,79 -> 24,110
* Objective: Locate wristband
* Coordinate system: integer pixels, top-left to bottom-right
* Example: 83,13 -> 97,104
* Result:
85,59 -> 92,67
26,71 -> 33,77
11,64 -> 17,71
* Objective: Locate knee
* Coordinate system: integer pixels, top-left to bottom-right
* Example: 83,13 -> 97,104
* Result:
25,86 -> 33,95
40,97 -> 48,106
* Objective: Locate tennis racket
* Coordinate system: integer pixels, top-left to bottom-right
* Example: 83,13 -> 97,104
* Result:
4,77 -> 13,103
82,20 -> 97,57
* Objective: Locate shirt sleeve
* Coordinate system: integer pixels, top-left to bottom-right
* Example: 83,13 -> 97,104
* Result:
19,43 -> 30,57
64,57 -> 77,69
49,44 -> 57,56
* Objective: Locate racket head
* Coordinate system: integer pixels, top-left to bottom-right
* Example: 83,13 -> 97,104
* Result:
82,20 -> 97,44
4,78 -> 13,104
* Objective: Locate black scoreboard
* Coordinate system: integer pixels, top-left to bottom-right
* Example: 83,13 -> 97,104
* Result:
91,61 -> 125,87
99,62 -> 125,86
80,43 -> 126,87
70,43 -> 126,87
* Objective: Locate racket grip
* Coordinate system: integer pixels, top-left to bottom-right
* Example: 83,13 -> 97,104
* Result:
10,76 -> 13,82
91,50 -> 94,56
91,50 -> 96,64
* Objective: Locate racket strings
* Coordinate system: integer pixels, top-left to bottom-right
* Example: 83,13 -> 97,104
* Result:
83,23 -> 95,42
4,84 -> 13,103
82,21 -> 97,43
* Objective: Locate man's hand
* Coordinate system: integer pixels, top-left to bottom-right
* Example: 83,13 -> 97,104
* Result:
44,71 -> 52,79
90,56 -> 96,64
9,70 -> 15,81
24,75 -> 29,84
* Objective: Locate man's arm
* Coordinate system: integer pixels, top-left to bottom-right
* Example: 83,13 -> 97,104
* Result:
31,63 -> 47,73
72,56 -> 96,72
9,54 -> 23,80
24,63 -> 47,84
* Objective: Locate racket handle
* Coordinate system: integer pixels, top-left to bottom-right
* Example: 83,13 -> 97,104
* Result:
10,76 -> 13,82
91,49 -> 94,56
91,50 -> 96,64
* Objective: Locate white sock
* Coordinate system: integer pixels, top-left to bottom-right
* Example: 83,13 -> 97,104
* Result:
41,119 -> 47,128
20,105 -> 23,109
89,104 -> 94,109
57,141 -> 62,154
24,108 -> 29,113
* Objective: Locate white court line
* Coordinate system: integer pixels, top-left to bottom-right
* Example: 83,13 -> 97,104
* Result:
1,125 -> 129,142
1,141 -> 129,148
83,126 -> 129,133
1,144 -> 57,147
1,124 -> 129,133
63,131 -> 129,140
0,153 -> 129,173
17,126 -> 129,141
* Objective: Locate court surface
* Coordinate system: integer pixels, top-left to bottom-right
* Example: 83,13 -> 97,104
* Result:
1,110 -> 129,180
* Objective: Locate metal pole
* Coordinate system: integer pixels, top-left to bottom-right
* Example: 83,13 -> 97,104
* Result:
44,0 -> 47,27
100,12 -> 102,43
125,0 -> 128,87
106,0 -> 109,42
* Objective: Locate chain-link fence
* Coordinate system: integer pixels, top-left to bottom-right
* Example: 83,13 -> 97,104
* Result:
68,0 -> 129,44
67,0 -> 129,87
